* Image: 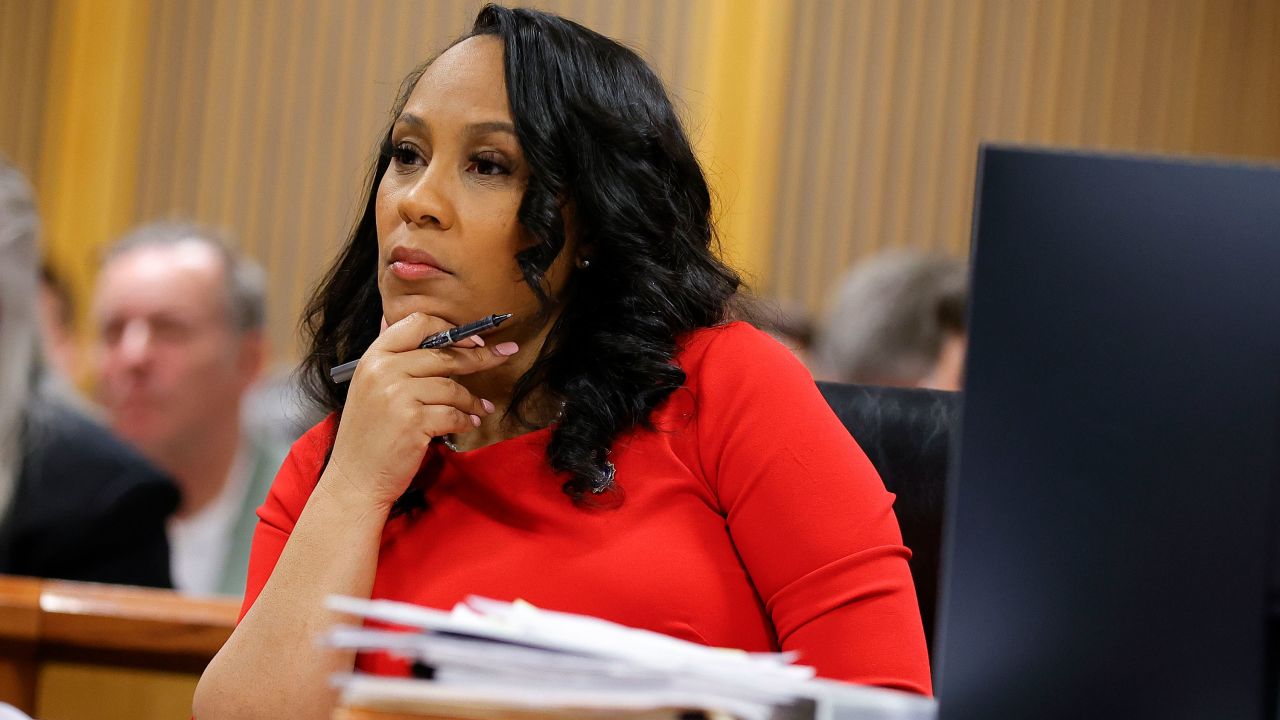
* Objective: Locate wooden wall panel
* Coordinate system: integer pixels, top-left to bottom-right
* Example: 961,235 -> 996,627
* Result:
35,0 -> 151,345
769,0 -> 1280,314
0,1 -> 55,189
5,1 -> 1279,358
122,0 -> 704,359
112,0 -> 701,358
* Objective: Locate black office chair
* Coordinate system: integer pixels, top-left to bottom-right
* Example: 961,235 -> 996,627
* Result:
817,381 -> 960,651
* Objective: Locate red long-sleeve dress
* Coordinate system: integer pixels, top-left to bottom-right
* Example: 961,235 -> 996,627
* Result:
240,321 -> 932,695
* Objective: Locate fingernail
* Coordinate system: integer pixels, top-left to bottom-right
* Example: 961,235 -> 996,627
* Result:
494,342 -> 519,356
472,335 -> 485,347
470,414 -> 482,427
481,399 -> 495,413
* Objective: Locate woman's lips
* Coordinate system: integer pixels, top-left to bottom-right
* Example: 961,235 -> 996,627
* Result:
391,260 -> 449,280
389,247 -> 450,280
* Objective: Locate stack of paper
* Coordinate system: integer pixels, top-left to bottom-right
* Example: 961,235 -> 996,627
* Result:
325,595 -> 936,720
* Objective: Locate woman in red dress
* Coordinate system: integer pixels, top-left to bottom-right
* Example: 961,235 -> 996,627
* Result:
195,6 -> 930,718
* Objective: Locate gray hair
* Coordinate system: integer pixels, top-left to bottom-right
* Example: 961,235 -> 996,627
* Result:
816,252 -> 968,385
103,221 -> 266,333
0,159 -> 41,519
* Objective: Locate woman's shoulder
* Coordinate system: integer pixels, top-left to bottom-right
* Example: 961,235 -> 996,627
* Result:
247,411 -> 341,538
293,411 -> 340,459
676,320 -> 810,380
271,411 -> 340,492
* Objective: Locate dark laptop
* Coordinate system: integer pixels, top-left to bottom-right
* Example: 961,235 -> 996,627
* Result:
935,147 -> 1280,719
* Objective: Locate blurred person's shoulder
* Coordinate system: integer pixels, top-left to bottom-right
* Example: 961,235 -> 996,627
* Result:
19,395 -> 179,523
8,395 -> 179,585
241,366 -> 329,449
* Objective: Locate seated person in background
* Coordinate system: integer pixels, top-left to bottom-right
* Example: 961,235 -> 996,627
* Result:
815,251 -> 968,391
195,7 -> 930,718
0,158 -> 177,587
241,364 -> 328,462
91,223 -> 286,596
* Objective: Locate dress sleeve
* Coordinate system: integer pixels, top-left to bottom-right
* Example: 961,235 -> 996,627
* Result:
693,324 -> 932,695
238,414 -> 337,620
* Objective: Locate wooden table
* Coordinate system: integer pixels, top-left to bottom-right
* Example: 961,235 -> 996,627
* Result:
0,575 -> 239,719
334,707 -> 701,720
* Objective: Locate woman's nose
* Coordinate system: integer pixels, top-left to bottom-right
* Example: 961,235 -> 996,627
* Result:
398,162 -> 455,230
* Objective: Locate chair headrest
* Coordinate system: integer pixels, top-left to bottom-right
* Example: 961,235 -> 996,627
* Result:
816,381 -> 961,653
816,381 -> 959,508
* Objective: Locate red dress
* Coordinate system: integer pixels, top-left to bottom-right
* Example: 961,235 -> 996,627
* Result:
241,322 -> 932,695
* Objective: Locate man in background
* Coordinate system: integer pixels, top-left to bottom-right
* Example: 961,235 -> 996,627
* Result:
815,251 -> 968,391
91,222 -> 283,596
0,157 -> 177,590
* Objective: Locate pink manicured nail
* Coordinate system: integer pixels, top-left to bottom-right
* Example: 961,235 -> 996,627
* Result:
481,399 -> 495,413
494,342 -> 519,356
470,414 -> 482,427
471,335 -> 485,347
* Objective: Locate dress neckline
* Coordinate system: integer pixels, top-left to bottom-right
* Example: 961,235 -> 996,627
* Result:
435,423 -> 555,457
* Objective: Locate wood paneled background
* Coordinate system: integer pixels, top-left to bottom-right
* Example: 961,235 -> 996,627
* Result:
0,1 -> 53,192
2,0 -> 1278,363
769,0 -> 1280,309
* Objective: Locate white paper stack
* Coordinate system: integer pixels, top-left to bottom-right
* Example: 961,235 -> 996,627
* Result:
325,595 -> 937,720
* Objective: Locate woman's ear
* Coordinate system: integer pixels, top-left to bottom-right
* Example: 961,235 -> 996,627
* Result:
559,199 -> 577,239
559,200 -> 588,266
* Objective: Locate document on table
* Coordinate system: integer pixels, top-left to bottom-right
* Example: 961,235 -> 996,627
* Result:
325,595 -> 937,720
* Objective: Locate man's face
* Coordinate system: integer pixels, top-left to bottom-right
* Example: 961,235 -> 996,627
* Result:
92,241 -> 257,458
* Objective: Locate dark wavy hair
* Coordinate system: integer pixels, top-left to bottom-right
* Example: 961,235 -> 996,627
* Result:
299,4 -> 742,501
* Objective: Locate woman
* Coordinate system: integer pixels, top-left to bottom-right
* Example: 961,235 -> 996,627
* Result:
195,6 -> 930,717
0,158 -> 178,587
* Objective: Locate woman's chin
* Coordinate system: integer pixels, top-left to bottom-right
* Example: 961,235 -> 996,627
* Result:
382,296 -> 463,326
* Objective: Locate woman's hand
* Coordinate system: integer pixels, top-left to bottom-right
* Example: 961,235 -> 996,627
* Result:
323,312 -> 517,510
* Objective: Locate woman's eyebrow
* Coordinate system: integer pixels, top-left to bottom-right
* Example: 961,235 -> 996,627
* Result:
395,113 -> 427,131
466,121 -> 516,137
393,115 -> 514,139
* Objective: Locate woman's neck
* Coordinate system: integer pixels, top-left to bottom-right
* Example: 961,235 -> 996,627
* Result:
449,309 -> 560,450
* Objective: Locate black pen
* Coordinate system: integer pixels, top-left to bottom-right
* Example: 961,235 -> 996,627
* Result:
328,313 -> 513,384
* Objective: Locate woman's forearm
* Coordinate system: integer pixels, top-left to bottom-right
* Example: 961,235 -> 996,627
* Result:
195,316 -> 513,719
193,470 -> 391,720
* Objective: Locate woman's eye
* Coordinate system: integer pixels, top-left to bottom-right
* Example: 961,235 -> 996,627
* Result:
394,147 -> 419,166
392,144 -> 423,166
467,153 -> 510,176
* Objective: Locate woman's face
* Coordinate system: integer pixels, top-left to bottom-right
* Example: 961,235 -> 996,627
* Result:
375,35 -> 573,338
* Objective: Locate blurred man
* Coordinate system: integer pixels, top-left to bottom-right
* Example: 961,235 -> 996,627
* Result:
815,251 -> 968,391
92,222 -> 281,596
1,158 -> 177,589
